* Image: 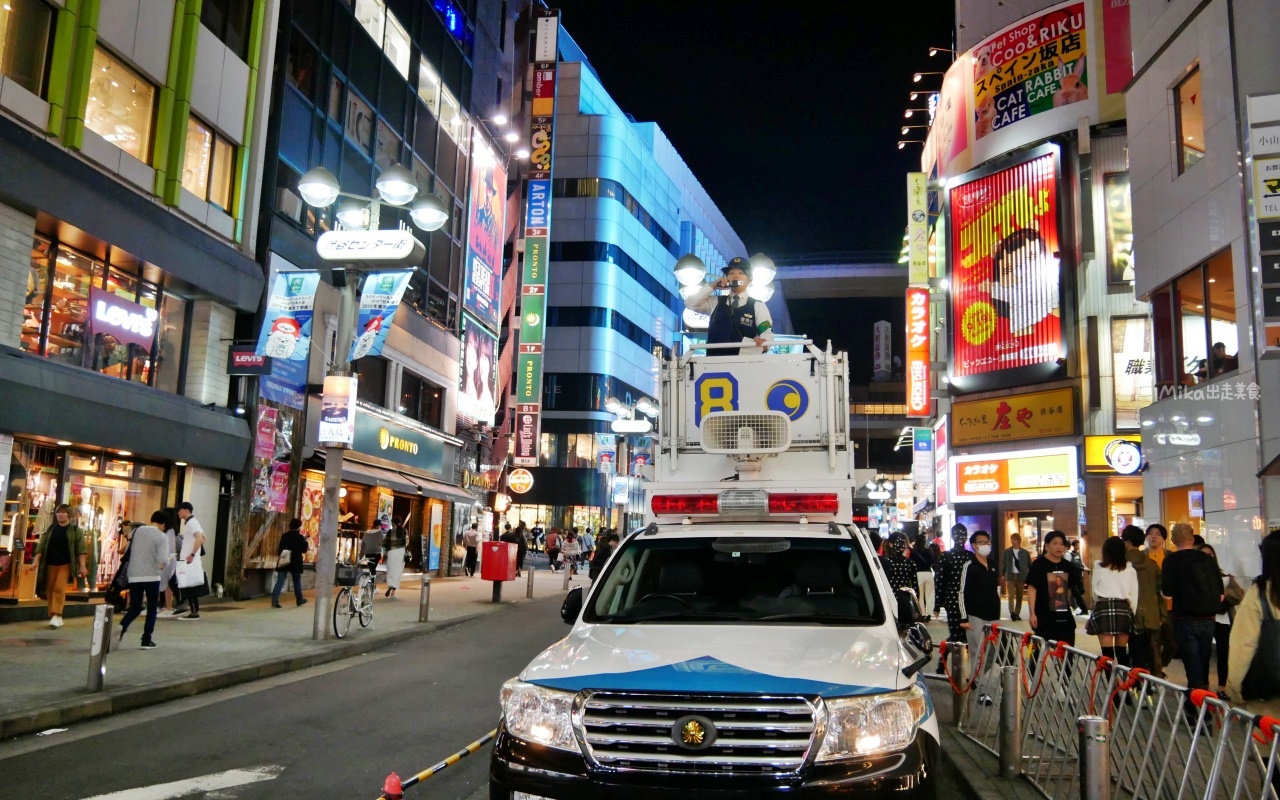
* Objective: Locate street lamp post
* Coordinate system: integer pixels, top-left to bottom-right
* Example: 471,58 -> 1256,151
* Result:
606,397 -> 658,530
296,164 -> 448,640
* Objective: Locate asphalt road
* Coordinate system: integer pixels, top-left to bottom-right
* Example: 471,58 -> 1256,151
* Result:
1,592 -> 973,800
0,596 -> 569,800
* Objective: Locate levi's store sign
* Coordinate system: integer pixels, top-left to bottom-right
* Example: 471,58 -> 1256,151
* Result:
89,288 -> 157,350
227,344 -> 271,375
950,445 -> 1078,503
949,150 -> 1063,381
905,287 -> 931,417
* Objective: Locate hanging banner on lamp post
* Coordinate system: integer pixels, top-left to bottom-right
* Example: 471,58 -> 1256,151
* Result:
348,270 -> 413,361
255,272 -> 320,361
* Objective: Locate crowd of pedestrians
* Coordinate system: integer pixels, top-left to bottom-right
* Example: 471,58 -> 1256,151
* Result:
896,517 -> 1280,718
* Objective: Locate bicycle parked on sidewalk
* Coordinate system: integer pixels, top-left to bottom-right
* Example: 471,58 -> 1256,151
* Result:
333,557 -> 375,639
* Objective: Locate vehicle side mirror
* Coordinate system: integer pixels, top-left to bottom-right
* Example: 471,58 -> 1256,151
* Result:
902,622 -> 934,677
561,587 -> 583,624
895,588 -> 921,631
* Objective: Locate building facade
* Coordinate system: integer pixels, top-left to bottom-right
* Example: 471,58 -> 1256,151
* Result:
919,0 -> 1153,570
0,0 -> 273,602
232,0 -> 527,592
1127,0 -> 1280,577
498,33 -> 750,533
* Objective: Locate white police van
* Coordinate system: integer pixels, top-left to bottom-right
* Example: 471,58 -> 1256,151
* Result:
490,343 -> 938,799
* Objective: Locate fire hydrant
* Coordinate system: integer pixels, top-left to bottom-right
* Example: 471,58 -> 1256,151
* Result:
381,772 -> 404,799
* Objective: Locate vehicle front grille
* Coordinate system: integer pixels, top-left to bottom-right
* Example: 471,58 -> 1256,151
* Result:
579,692 -> 817,775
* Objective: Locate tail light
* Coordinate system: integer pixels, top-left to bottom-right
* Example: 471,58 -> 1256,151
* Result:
651,495 -> 720,515
768,493 -> 839,514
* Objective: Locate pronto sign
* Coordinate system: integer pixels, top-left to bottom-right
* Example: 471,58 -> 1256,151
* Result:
317,230 -> 425,264
508,468 -> 534,494
950,445 -> 1079,503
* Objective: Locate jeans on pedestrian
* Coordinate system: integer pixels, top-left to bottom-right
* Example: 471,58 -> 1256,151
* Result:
121,580 -> 160,643
272,568 -> 304,604
1174,618 -> 1217,691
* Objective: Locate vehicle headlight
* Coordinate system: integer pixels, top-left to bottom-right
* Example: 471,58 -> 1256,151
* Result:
815,685 -> 928,760
500,680 -> 578,752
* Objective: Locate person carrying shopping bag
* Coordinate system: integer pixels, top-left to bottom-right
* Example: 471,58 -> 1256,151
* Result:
272,518 -> 309,607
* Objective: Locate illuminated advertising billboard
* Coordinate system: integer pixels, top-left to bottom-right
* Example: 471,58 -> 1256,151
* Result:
458,313 -> 497,425
462,133 -> 507,332
950,446 -> 1079,503
949,147 -> 1064,387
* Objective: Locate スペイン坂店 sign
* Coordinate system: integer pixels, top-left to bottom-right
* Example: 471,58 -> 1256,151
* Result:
949,150 -> 1063,382
950,446 -> 1079,503
950,387 -> 1076,446
905,287 -> 932,417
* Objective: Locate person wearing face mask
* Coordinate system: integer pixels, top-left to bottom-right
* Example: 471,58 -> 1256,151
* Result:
958,530 -> 1001,705
878,533 -> 919,604
989,228 -> 1060,338
1026,530 -> 1087,646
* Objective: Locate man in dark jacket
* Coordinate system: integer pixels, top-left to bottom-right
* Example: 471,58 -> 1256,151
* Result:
958,530 -> 1001,704
272,518 -> 310,608
1121,525 -> 1164,673
1162,523 -> 1224,692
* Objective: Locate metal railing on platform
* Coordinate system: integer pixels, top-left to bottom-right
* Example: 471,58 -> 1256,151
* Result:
937,625 -> 1280,800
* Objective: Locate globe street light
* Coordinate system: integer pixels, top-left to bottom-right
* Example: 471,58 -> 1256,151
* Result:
674,254 -> 707,287
295,164 -> 449,640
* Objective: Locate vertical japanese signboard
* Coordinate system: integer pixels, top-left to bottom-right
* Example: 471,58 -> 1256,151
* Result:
907,173 -> 929,284
512,7 -> 559,467
905,287 -> 932,417
949,149 -> 1062,381
872,320 -> 891,379
462,134 -> 507,332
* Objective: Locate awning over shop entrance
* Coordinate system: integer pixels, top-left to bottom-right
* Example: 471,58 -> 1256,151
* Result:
0,346 -> 250,470
316,452 -> 474,503
1260,451 -> 1280,478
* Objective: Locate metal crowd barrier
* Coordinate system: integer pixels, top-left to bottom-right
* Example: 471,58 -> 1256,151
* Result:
938,624 -> 1280,800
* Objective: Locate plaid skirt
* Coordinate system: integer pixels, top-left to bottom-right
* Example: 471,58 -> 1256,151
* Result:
1086,597 -> 1134,636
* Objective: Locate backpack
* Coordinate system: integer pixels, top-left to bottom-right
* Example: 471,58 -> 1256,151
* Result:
1242,581 -> 1280,701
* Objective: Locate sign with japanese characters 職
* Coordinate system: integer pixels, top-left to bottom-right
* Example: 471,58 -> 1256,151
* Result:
950,387 -> 1076,446
950,446 -> 1079,503
1111,316 -> 1152,431
905,287 -> 932,417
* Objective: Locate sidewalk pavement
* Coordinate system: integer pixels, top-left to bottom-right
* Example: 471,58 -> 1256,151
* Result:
0,566 -> 588,741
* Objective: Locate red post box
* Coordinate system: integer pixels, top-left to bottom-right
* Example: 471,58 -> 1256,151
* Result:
481,542 -> 518,582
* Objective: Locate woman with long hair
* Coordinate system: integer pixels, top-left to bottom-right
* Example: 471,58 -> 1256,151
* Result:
1086,536 -> 1138,665
1228,531 -> 1280,713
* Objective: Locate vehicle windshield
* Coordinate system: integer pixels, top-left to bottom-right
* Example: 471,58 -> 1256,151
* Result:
583,532 -> 884,625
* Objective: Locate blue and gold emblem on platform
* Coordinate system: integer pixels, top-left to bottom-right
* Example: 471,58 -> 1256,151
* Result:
766,380 -> 808,420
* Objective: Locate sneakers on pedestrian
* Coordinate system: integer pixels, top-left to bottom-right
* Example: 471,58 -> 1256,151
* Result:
296,599 -> 308,607
978,694 -> 994,707
141,640 -> 158,649
49,615 -> 63,629
271,601 -> 281,608
181,613 -> 200,620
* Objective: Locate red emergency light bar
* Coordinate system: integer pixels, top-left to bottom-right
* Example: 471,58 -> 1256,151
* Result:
768,493 -> 840,514
651,493 -> 840,516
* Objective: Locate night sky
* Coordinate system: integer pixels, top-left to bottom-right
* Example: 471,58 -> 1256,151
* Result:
549,1 -> 957,258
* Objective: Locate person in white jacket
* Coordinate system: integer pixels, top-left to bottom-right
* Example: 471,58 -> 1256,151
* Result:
118,511 -> 174,649
1086,536 -> 1139,666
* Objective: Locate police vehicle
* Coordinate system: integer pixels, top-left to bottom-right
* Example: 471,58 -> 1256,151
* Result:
490,342 -> 938,798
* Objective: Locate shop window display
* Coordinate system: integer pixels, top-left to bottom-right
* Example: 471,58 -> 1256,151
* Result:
19,237 -> 186,389
85,47 -> 156,161
0,443 -> 60,599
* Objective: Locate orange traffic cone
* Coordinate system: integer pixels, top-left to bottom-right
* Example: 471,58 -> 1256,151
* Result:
382,772 -> 404,799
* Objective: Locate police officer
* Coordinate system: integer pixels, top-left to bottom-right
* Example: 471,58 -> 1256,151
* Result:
683,257 -> 774,356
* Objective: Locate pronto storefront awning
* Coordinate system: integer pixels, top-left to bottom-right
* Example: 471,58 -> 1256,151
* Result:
319,452 -> 474,503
